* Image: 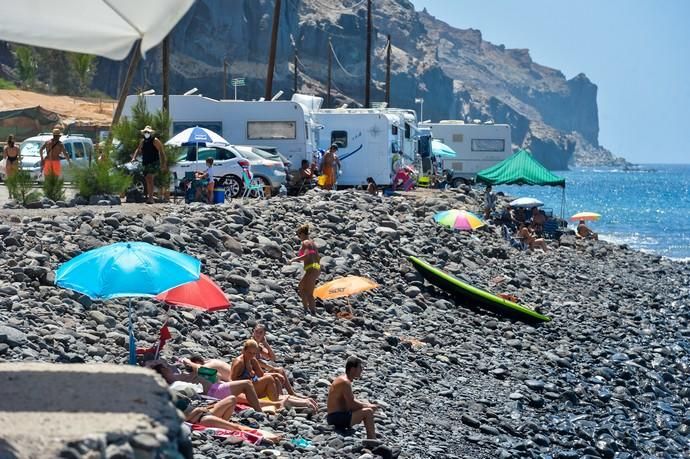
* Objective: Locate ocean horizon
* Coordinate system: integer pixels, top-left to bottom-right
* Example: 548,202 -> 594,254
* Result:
495,163 -> 690,261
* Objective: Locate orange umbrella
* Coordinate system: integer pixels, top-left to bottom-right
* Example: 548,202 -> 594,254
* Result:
155,274 -> 230,312
314,276 -> 379,300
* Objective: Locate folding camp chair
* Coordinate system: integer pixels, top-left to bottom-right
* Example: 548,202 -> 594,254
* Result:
241,168 -> 264,199
136,321 -> 172,363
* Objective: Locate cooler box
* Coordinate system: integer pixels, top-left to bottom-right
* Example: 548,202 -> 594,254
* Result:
213,188 -> 225,204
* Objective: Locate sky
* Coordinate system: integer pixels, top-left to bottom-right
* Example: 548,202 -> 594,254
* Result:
412,0 -> 690,164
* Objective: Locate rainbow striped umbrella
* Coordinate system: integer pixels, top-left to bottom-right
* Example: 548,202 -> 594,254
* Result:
434,209 -> 486,231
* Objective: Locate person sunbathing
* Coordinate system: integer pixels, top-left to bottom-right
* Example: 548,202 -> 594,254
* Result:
576,220 -> 598,240
183,352 -> 316,413
147,359 -> 263,412
517,223 -> 548,251
179,392 -> 283,444
327,356 -> 378,439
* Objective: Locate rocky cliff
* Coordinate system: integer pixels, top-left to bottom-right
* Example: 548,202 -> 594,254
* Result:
8,0 -> 626,168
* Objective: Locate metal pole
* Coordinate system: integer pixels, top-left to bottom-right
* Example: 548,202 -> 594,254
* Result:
234,82 -> 237,101
385,34 -> 391,106
162,35 -> 170,114
293,51 -> 298,94
113,41 -> 142,125
327,37 -> 332,108
223,59 -> 228,99
128,298 -> 136,365
265,0 -> 282,100
364,0 -> 372,108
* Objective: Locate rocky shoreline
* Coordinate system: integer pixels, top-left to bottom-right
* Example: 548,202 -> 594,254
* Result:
0,188 -> 688,458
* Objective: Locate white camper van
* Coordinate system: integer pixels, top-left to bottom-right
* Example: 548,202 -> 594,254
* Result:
121,95 -> 314,165
420,121 -> 511,184
313,109 -> 408,187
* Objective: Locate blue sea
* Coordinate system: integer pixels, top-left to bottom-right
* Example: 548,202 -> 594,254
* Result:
496,164 -> 690,261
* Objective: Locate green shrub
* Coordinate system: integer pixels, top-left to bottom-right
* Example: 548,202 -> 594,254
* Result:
42,173 -> 65,202
0,78 -> 16,89
5,169 -> 41,205
73,158 -> 132,199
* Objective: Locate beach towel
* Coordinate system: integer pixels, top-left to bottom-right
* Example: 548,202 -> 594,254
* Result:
186,422 -> 263,445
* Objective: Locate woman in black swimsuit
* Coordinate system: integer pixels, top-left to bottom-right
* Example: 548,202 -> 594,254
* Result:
3,135 -> 20,184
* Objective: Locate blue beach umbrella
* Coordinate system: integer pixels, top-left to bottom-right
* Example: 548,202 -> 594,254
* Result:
431,139 -> 457,158
166,126 -> 229,147
55,242 -> 201,364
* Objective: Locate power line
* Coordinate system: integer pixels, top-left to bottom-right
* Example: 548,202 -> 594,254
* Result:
309,0 -> 367,13
329,40 -> 363,78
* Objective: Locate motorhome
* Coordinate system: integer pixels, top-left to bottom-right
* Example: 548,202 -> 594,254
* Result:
121,94 -> 315,165
420,121 -> 512,185
313,108 -> 416,187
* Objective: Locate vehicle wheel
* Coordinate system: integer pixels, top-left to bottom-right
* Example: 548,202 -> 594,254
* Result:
223,175 -> 242,199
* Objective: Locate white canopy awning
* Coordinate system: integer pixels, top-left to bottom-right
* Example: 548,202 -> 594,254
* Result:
0,0 -> 195,60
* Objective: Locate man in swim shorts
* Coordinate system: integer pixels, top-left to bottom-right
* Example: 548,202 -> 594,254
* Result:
39,127 -> 71,177
326,356 -> 378,439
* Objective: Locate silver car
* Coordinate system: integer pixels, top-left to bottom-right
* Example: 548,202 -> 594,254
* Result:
234,146 -> 287,193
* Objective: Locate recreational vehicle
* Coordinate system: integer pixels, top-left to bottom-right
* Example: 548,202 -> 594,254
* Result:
121,95 -> 314,164
313,108 -> 414,187
421,121 -> 512,185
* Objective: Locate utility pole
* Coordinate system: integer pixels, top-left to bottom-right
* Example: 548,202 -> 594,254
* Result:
385,34 -> 391,106
265,0 -> 282,100
327,37 -> 332,108
293,50 -> 298,94
364,0 -> 372,108
162,35 -> 170,114
223,59 -> 228,99
113,41 -> 141,125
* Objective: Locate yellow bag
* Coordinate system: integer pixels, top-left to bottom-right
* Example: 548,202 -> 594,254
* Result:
317,175 -> 327,186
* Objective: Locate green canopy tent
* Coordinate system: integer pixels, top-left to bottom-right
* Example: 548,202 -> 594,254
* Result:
476,149 -> 566,217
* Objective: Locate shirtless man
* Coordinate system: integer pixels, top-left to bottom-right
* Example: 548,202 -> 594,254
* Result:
39,127 -> 71,177
577,220 -> 598,240
251,324 -> 297,396
327,356 -> 378,439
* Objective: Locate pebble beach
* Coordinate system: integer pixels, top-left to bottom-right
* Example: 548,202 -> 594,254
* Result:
0,187 -> 689,458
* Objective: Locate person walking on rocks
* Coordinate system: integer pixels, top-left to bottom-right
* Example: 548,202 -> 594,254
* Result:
290,224 -> 321,314
3,135 -> 20,194
327,356 -> 378,439
131,125 -> 167,204
39,127 -> 71,178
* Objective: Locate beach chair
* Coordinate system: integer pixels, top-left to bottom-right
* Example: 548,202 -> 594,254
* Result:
241,168 -> 264,199
136,322 -> 172,363
542,219 -> 560,240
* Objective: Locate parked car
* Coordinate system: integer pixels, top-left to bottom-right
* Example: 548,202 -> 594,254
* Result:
233,146 -> 288,193
244,145 -> 292,174
19,133 -> 93,180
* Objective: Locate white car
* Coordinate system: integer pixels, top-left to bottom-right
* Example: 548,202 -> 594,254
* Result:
19,133 -> 93,180
170,144 -> 251,199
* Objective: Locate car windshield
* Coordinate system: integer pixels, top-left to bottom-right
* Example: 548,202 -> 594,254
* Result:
20,141 -> 43,157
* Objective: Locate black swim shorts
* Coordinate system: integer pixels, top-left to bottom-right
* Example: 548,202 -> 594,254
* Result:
326,411 -> 352,429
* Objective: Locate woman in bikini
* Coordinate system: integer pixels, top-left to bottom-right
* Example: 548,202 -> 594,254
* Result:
230,339 -> 280,401
290,223 -> 321,314
230,340 -> 318,412
3,135 -> 20,184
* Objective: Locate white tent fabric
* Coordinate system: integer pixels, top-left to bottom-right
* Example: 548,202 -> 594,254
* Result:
0,0 -> 195,60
